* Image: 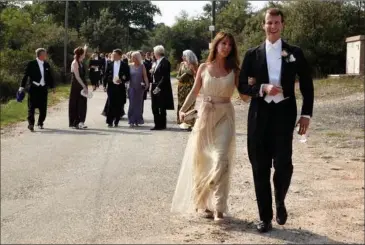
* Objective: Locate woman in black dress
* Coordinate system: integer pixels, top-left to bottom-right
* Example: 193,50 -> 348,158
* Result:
69,45 -> 89,129
89,53 -> 101,91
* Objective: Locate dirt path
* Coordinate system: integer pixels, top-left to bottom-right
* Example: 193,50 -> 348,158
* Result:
1,84 -> 364,244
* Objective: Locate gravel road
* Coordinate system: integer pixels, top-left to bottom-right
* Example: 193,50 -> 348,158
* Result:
1,83 -> 364,244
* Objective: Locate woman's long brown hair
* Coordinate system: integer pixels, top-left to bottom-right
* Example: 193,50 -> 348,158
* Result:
206,31 -> 240,73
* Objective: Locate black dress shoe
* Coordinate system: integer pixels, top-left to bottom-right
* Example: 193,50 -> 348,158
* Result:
28,125 -> 34,132
276,205 -> 288,225
256,221 -> 272,233
37,125 -> 44,129
107,124 -> 113,128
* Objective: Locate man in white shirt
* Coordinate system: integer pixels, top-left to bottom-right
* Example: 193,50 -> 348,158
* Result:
19,48 -> 54,131
150,45 -> 174,130
238,8 -> 314,232
103,49 -> 130,127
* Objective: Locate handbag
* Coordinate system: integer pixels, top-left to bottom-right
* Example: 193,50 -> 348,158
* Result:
16,90 -> 25,102
184,109 -> 198,122
80,89 -> 93,99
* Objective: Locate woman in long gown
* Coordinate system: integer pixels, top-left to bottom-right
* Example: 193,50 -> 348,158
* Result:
171,32 -> 250,222
69,45 -> 89,129
127,52 -> 149,127
176,50 -> 198,131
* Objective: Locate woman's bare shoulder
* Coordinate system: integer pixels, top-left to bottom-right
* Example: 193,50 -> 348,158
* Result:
198,62 -> 208,71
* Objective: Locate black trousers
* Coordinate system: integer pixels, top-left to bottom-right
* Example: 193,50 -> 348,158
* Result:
151,94 -> 166,129
106,86 -> 125,125
248,99 -> 297,222
89,71 -> 100,87
103,99 -> 125,117
27,86 -> 48,126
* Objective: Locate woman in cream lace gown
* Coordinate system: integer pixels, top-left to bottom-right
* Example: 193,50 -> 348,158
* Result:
171,32 -> 250,222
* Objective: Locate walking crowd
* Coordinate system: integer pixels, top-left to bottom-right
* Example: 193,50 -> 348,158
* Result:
18,8 -> 314,234
67,45 -> 175,130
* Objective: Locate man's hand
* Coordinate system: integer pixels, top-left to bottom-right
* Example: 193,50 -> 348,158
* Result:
296,117 -> 310,135
18,87 -> 24,92
263,84 -> 283,96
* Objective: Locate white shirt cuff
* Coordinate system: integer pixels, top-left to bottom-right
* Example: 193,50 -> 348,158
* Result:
259,84 -> 265,97
301,115 -> 311,119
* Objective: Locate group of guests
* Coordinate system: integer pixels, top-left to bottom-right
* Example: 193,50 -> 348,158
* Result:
18,44 -> 178,131
84,47 -> 200,131
68,44 -> 174,130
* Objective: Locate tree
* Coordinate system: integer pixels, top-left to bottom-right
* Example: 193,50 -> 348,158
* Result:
144,23 -> 173,51
80,9 -> 129,52
202,1 -> 230,18
0,6 -> 33,50
38,1 -> 106,32
216,0 -> 250,35
40,1 -> 161,47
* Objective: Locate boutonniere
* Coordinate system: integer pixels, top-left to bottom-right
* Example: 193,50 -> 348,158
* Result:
281,49 -> 296,63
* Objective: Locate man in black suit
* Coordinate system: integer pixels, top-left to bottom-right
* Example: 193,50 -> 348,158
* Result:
103,49 -> 130,127
142,51 -> 153,112
238,8 -> 314,233
151,45 -> 174,130
100,53 -> 109,89
19,48 -> 54,131
143,52 -> 153,91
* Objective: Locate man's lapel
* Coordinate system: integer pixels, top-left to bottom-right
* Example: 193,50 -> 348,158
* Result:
154,57 -> 164,75
258,42 -> 269,84
35,60 -> 42,78
117,61 -> 123,77
110,61 -> 115,78
280,40 -> 290,85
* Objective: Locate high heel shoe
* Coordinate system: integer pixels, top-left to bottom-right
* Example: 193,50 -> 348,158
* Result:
203,209 -> 214,219
214,211 -> 224,223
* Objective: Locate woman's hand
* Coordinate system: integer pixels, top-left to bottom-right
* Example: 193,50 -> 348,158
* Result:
179,111 -> 186,123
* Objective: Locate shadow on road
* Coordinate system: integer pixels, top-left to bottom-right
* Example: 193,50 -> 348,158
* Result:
220,216 -> 345,244
37,127 -> 152,135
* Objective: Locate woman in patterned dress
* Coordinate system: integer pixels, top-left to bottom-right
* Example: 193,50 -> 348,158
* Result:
176,50 -> 199,131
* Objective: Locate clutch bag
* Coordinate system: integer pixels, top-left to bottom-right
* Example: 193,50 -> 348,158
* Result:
80,89 -> 93,99
184,109 -> 198,121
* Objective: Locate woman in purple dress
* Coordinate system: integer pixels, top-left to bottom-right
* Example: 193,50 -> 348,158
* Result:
127,52 -> 149,127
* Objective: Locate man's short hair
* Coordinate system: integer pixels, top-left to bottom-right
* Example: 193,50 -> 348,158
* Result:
113,49 -> 123,56
36,48 -> 47,57
263,8 -> 284,23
